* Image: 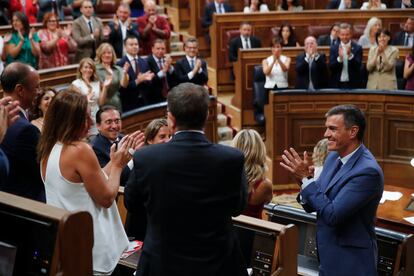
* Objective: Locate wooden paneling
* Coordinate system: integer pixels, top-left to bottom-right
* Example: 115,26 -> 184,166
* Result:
208,9 -> 412,92
233,47 -> 411,129
265,91 -> 414,189
122,97 -> 218,143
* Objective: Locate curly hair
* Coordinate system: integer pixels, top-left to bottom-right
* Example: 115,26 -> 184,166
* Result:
312,138 -> 329,166
28,87 -> 57,121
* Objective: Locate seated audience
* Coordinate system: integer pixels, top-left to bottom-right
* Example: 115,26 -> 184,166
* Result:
29,87 -> 57,132
326,0 -> 357,9
38,12 -> 77,69
358,17 -> 382,48
393,0 -> 413,8
202,0 -> 233,29
175,38 -> 209,87
117,35 -> 154,112
0,62 -> 44,202
66,0 -> 97,19
277,0 -> 303,11
263,36 -> 290,91
312,138 -> 329,180
39,90 -> 133,275
329,23 -> 363,88
137,0 -> 171,56
229,22 -> 262,63
404,44 -> 414,90
295,36 -> 328,90
392,17 -> 414,47
317,23 -> 340,47
38,0 -> 66,22
4,12 -> 40,69
108,3 -> 140,58
71,57 -> 111,137
144,118 -> 171,145
232,129 -> 272,219
367,29 -> 399,90
72,0 -> 104,62
95,43 -> 128,111
361,0 -> 387,9
244,0 -> 269,12
146,39 -> 176,104
278,23 -> 300,47
9,0 -> 37,23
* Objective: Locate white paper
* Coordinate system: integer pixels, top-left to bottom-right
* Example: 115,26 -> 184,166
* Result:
403,216 -> 414,225
380,191 -> 403,204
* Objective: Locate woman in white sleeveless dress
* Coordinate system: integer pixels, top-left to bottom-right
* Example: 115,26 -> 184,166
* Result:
38,89 -> 145,275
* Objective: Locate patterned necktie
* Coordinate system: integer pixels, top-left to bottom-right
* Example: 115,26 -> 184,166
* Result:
245,37 -> 250,49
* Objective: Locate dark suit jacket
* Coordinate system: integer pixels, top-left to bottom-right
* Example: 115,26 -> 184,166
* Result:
108,21 -> 140,58
202,2 -> 233,28
326,0 -> 357,8
295,52 -> 328,89
299,145 -> 383,276
175,57 -> 208,86
0,149 -> 9,186
392,31 -> 409,45
228,36 -> 262,62
146,55 -> 177,104
0,113 -> 44,202
393,0 -> 413,8
317,35 -> 339,47
329,41 -> 363,88
117,55 -> 151,112
125,131 -> 248,276
72,15 -> 104,62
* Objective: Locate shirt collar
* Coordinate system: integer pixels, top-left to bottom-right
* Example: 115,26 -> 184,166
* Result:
126,53 -> 138,61
82,15 -> 91,23
186,55 -> 196,61
174,130 -> 205,135
341,41 -> 351,47
339,144 -> 361,165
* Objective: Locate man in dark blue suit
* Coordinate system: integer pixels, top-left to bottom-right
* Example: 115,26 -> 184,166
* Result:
281,104 -> 384,276
295,36 -> 328,90
117,35 -> 155,112
317,23 -> 340,47
175,38 -> 208,87
201,0 -> 233,29
228,22 -> 262,63
125,83 -> 248,276
146,39 -> 176,104
0,62 -> 45,202
90,105 -> 147,240
393,0 -> 413,8
392,17 -> 414,47
329,23 -> 363,89
108,3 -> 140,58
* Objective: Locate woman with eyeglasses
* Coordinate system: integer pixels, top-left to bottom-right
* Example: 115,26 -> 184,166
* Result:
38,12 -> 77,69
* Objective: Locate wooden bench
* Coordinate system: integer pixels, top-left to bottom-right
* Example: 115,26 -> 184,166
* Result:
208,9 -> 412,93
232,46 -> 411,130
264,90 -> 414,189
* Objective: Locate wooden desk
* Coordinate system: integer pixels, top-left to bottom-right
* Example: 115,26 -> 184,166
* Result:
377,185 -> 414,234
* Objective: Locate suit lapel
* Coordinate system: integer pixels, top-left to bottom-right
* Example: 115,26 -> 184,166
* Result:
324,145 -> 365,193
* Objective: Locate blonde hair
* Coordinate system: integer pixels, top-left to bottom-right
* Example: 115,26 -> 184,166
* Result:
95,43 -> 117,66
312,138 -> 329,166
232,129 -> 267,192
77,57 -> 98,82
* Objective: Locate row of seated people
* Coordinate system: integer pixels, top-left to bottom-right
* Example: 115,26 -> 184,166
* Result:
0,59 -> 272,273
0,0 -> 146,25
0,0 -> 170,72
228,17 -> 413,64
202,0 -> 413,31
251,24 -> 414,123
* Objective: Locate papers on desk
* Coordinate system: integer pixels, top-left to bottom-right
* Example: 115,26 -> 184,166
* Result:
403,217 -> 414,225
380,191 -> 403,204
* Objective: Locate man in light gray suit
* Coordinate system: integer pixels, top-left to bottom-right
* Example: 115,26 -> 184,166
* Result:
72,0 -> 104,62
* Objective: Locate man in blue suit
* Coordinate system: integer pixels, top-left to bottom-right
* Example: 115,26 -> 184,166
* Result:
117,35 -> 154,112
280,104 -> 384,276
0,62 -> 45,202
329,23 -> 363,89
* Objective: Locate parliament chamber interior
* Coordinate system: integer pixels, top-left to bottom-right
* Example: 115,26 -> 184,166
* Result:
1,0 -> 414,275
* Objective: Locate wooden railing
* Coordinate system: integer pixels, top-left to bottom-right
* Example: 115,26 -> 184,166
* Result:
233,46 -> 411,130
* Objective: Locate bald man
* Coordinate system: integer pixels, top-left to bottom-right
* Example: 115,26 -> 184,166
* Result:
295,36 -> 328,90
137,0 -> 171,55
0,62 -> 44,202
